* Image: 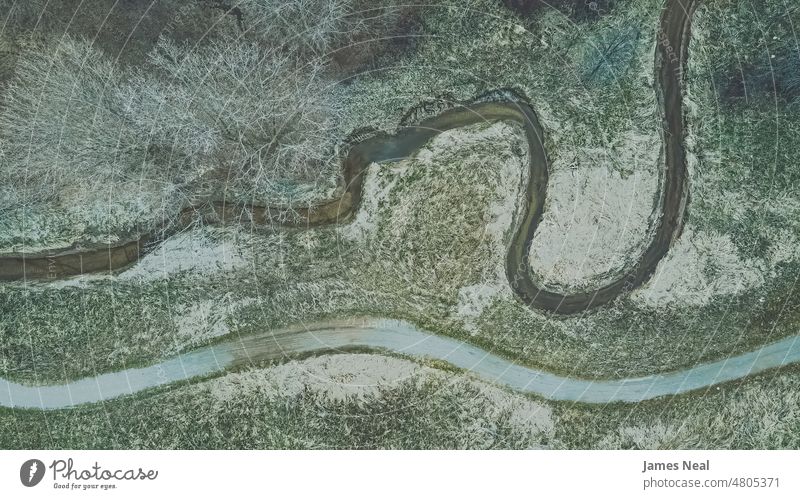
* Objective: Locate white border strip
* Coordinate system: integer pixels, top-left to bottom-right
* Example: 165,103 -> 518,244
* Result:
1,450 -> 797,498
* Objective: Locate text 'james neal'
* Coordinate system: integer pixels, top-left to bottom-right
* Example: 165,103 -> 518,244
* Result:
642,460 -> 710,473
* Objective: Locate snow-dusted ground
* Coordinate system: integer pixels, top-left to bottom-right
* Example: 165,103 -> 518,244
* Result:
118,227 -> 253,282
41,226 -> 255,289
0,181 -> 182,253
632,226 -> 764,308
340,121 -> 526,242
528,130 -> 661,293
336,163 -> 401,242
340,122 -> 528,334
768,228 -> 800,269
454,123 -> 527,331
172,296 -> 248,350
209,353 -> 422,403
206,353 -> 554,436
339,122 -> 527,331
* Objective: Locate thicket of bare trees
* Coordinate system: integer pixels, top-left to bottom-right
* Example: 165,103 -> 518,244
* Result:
176,0 -> 422,71
129,0 -> 420,202
503,0 -> 615,20
135,35 -> 338,201
0,0 -> 422,221
0,39 -> 161,213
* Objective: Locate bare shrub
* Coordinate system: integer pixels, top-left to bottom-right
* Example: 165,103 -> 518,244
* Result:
134,36 -> 341,201
172,0 -> 424,73
131,0 -> 425,202
0,0 -> 421,225
503,0 -> 615,20
581,24 -> 640,83
0,0 -> 183,65
0,38 -> 171,213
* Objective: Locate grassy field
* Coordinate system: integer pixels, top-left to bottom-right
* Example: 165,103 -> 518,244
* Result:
0,353 -> 554,449
555,364 -> 800,449
0,0 -> 799,449
3,352 -> 799,449
2,0 -> 799,383
1,0 -> 682,382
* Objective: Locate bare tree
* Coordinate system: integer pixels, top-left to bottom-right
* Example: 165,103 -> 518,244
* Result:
582,24 -> 640,83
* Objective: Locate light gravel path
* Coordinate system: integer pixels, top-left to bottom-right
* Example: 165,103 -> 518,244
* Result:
1,317 -> 795,409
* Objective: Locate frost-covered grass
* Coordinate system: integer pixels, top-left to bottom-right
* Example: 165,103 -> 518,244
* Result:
528,164 -> 659,293
685,2 -> 800,265
331,0 -> 665,294
3,350 -> 800,449
556,365 -> 800,449
2,108 -> 797,386
0,354 -> 554,449
0,225 -> 269,381
1,0 -> 798,408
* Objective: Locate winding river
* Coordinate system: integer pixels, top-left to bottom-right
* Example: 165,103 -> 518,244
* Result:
3,0 -> 786,410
